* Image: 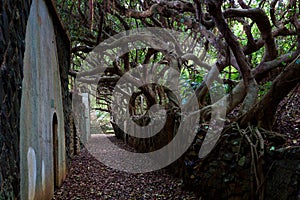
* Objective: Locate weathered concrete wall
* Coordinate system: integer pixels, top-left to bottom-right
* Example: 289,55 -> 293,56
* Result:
73,93 -> 90,145
20,0 -> 66,199
82,93 -> 91,143
50,1 -> 73,165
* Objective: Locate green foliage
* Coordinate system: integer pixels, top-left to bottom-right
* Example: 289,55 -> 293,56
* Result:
55,0 -> 300,118
258,81 -> 272,99
223,66 -> 240,80
251,47 -> 265,67
179,66 -> 206,104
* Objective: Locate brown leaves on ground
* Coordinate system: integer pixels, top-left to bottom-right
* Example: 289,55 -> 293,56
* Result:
275,85 -> 300,147
52,136 -> 197,200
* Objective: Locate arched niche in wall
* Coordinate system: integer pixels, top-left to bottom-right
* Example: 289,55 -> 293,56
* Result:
52,112 -> 59,189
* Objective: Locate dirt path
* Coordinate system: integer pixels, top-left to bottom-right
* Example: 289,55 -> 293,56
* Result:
52,134 -> 197,200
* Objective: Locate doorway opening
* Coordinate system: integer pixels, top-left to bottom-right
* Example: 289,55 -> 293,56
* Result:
52,113 -> 59,189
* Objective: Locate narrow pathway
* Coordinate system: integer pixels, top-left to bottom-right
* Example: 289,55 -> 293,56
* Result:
52,134 -> 197,200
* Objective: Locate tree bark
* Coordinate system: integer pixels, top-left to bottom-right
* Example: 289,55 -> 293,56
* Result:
240,56 -> 300,129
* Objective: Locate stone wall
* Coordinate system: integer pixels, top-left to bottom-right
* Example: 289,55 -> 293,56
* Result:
0,0 -> 32,199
